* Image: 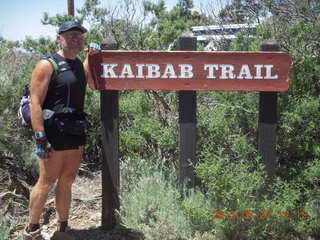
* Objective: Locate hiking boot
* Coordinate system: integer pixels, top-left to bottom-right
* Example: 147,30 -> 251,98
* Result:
23,227 -> 43,240
56,222 -> 70,232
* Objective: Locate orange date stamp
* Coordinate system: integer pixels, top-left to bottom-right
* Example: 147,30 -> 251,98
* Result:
211,209 -> 309,220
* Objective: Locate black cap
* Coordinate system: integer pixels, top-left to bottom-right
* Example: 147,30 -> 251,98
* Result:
58,21 -> 87,34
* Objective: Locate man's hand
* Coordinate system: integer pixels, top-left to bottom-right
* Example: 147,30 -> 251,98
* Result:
84,42 -> 101,53
35,131 -> 51,159
89,42 -> 101,51
83,42 -> 101,81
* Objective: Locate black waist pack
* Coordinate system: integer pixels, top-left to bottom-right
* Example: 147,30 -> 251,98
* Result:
54,113 -> 87,136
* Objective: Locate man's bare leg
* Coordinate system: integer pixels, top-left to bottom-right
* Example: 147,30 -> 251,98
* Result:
28,151 -> 64,226
55,146 -> 83,228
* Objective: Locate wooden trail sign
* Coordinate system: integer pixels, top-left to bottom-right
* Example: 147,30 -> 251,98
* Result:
87,51 -> 291,92
95,37 -> 290,230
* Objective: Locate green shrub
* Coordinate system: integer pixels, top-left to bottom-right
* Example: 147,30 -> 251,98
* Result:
120,158 -> 192,240
0,211 -> 22,240
181,190 -> 217,233
189,90 -> 320,239
0,40 -> 37,167
119,91 -> 178,161
278,96 -> 320,178
189,146 -> 320,239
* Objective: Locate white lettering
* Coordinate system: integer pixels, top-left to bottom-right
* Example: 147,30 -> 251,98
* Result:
179,64 -> 193,78
161,64 -> 177,78
119,64 -> 134,78
136,64 -> 145,78
254,65 -> 264,79
264,65 -> 278,79
204,64 -> 219,79
146,64 -> 160,78
237,64 -> 253,79
101,64 -> 118,78
100,63 -> 278,81
220,64 -> 235,79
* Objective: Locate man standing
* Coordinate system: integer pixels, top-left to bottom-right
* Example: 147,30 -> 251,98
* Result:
23,21 -> 98,239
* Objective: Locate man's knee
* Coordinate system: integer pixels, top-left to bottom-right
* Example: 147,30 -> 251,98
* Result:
57,174 -> 77,186
36,177 -> 56,193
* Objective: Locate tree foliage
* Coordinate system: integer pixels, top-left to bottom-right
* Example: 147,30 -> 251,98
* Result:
217,0 -> 268,24
263,0 -> 320,97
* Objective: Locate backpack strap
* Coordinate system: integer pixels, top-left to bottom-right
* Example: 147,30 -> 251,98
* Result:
40,56 -> 60,83
47,57 -> 59,72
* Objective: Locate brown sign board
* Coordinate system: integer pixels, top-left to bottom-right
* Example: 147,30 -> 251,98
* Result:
87,51 -> 291,92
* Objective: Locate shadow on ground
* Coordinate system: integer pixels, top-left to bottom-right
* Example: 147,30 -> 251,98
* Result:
66,226 -> 145,240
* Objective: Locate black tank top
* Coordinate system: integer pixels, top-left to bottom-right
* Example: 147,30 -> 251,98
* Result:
43,53 -> 86,111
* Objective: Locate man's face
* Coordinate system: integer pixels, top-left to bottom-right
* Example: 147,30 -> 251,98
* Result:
58,30 -> 84,53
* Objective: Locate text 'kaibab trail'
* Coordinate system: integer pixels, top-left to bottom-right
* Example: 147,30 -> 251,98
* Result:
101,63 -> 278,80
88,51 -> 291,92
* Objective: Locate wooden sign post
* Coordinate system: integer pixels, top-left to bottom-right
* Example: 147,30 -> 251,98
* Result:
259,39 -> 281,182
89,38 -> 291,230
100,38 -> 120,230
177,34 -> 197,188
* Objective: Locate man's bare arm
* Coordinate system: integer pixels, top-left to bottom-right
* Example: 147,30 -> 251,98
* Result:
83,49 -> 94,82
30,60 -> 53,132
83,44 -> 101,81
83,53 -> 91,81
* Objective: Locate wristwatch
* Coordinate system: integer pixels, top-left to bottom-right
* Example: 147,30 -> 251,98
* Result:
35,131 -> 46,140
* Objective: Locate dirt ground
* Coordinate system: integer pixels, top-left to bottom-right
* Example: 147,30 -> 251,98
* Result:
11,172 -> 144,240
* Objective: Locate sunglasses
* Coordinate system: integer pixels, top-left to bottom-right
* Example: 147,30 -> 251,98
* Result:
61,32 -> 84,40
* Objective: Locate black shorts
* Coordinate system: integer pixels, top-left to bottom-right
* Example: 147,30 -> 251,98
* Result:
45,119 -> 86,151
